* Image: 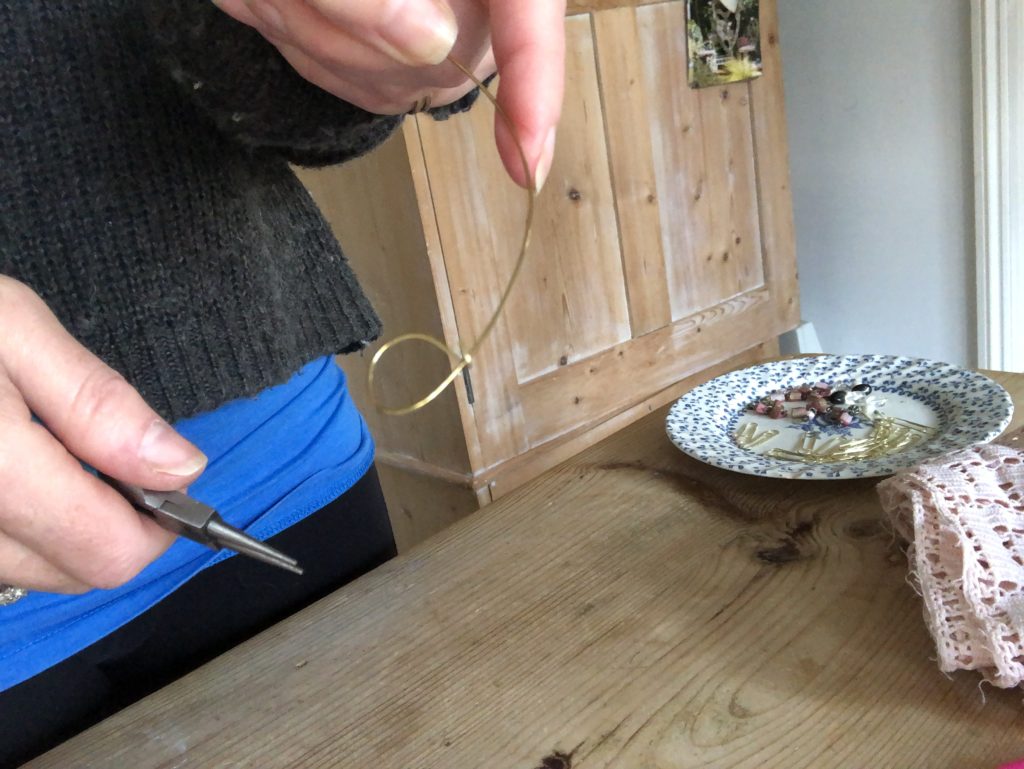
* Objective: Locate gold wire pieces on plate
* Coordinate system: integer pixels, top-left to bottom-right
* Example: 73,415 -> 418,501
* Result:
367,56 -> 538,417
733,423 -> 778,450
761,417 -> 937,464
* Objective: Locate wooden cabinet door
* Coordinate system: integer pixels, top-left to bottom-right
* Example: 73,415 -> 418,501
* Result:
412,0 -> 797,471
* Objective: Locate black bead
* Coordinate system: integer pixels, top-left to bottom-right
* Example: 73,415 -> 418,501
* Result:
852,383 -> 872,394
828,390 -> 847,405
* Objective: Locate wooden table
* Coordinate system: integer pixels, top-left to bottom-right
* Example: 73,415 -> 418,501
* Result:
31,370 -> 1024,769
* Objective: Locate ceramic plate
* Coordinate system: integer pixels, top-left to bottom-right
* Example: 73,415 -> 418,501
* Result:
665,355 -> 1014,479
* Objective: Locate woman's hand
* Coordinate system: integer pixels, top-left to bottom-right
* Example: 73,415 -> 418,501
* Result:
213,0 -> 566,189
0,277 -> 207,593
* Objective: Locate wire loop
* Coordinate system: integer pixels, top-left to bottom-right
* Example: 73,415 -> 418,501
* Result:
367,56 -> 538,416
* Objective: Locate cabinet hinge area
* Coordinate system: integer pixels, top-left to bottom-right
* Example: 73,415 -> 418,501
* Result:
462,366 -> 476,406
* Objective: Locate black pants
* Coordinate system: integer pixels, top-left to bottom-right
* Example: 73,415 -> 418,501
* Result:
0,466 -> 395,768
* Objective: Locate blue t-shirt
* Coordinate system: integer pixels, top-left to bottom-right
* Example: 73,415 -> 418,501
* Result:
0,356 -> 374,692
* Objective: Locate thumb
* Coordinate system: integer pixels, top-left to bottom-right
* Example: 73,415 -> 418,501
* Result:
0,280 -> 206,490
304,0 -> 458,66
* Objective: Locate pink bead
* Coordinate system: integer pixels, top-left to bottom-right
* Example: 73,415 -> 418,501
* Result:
996,761 -> 1024,769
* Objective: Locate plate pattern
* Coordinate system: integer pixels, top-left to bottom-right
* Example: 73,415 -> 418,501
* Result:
665,355 -> 1014,479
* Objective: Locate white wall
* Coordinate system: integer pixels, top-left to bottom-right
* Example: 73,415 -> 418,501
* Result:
777,0 -> 976,366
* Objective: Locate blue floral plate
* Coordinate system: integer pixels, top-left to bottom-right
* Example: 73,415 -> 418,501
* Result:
665,355 -> 1014,479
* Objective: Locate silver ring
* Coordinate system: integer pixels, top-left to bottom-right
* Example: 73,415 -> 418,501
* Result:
0,584 -> 27,606
408,95 -> 432,115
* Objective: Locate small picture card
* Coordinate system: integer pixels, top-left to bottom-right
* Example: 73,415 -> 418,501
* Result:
687,0 -> 763,88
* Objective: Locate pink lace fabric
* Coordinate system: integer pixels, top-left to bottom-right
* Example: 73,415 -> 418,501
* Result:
877,444 -> 1024,687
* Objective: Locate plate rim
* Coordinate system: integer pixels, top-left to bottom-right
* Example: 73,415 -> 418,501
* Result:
665,354 -> 1015,480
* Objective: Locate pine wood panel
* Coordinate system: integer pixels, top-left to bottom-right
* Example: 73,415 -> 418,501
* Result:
485,338 -> 777,497
633,2 -> 764,319
637,4 -> 710,320
417,20 -> 629,385
592,8 -> 673,336
416,16 -> 629,467
694,81 -> 765,298
522,289 -> 774,444
508,16 -> 630,382
749,0 -> 800,329
568,0 -> 661,12
35,371 -> 1024,769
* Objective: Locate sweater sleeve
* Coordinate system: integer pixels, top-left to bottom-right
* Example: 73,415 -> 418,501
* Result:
142,1 -> 481,168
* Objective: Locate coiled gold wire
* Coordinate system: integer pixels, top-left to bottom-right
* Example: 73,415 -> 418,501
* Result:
367,55 -> 538,416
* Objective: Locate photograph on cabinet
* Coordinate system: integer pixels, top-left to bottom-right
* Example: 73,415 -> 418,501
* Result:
687,0 -> 762,88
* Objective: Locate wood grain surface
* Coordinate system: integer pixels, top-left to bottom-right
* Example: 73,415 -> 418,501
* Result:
31,370 -> 1024,769
568,0 -> 662,14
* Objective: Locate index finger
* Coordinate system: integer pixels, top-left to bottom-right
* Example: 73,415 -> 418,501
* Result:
487,0 -> 566,188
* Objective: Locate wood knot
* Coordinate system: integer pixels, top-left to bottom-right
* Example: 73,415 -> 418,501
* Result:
845,519 -> 884,540
568,188 -> 582,202
535,751 -> 574,769
646,193 -> 657,204
558,355 -> 569,366
757,520 -> 815,564
756,541 -> 802,565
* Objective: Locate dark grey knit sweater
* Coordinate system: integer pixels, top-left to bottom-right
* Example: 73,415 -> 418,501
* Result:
0,1 -> 475,422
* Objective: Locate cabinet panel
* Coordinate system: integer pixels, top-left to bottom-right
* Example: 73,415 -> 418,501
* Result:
413,0 -> 795,465
521,290 -> 774,444
416,15 -> 631,466
417,17 -> 629,387
638,2 -> 764,318
509,16 -> 630,382
592,8 -> 672,336
302,0 -> 798,547
596,3 -> 765,332
686,71 -> 764,306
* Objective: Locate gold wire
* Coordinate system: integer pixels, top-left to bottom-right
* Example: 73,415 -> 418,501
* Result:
763,417 -> 937,464
367,56 -> 538,416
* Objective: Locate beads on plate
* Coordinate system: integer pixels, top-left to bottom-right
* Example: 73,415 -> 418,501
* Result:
747,381 -> 881,425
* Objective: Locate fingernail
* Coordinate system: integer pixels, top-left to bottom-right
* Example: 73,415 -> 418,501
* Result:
140,420 -> 207,476
376,0 -> 457,66
246,0 -> 286,35
534,127 -> 557,192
